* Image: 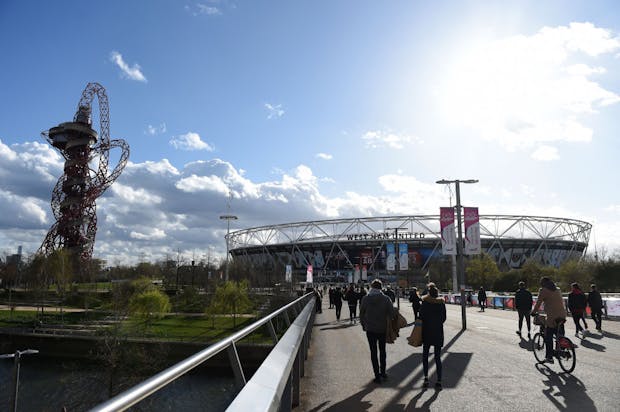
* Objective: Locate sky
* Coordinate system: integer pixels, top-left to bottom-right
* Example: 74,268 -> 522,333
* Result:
1,1 -> 619,265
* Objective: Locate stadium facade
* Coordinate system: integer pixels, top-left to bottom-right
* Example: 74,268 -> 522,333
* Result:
228,215 -> 591,280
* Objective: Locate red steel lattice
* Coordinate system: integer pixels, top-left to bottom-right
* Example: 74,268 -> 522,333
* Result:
39,82 -> 130,263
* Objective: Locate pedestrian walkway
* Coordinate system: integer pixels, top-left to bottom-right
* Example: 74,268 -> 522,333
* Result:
299,299 -> 620,411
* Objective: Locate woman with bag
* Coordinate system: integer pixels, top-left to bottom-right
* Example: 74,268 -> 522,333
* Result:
419,283 -> 446,389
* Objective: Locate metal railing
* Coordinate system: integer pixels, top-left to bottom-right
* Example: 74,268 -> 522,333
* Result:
90,292 -> 316,412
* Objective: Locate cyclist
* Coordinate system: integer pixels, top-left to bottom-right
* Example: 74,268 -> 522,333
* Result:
531,276 -> 566,364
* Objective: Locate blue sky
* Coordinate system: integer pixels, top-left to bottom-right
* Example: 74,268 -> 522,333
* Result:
1,1 -> 619,264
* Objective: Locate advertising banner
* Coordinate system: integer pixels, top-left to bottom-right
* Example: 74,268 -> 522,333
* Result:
464,207 -> 481,255
399,243 -> 408,271
386,243 -> 396,271
285,265 -> 292,282
354,264 -> 361,283
306,265 -> 313,284
362,265 -> 368,280
440,207 -> 457,255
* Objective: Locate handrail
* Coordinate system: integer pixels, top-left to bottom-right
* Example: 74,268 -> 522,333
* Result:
90,292 -> 315,412
226,297 -> 315,411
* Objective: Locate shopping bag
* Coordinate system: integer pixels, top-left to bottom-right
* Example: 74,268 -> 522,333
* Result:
407,320 -> 423,347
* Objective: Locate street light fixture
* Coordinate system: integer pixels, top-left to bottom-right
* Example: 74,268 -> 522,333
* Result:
1,349 -> 39,412
219,214 -> 238,282
436,178 -> 478,330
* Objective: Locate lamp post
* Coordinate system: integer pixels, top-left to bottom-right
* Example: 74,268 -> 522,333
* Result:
387,226 -> 407,309
1,349 -> 39,412
219,214 -> 238,282
436,179 -> 478,330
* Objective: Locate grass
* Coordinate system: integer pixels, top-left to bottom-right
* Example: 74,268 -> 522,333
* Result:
0,309 -> 274,344
123,314 -> 274,343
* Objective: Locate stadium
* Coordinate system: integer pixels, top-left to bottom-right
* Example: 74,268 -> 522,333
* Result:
228,215 -> 592,283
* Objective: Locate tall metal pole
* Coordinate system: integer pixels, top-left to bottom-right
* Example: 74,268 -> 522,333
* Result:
220,214 -> 237,282
454,181 -> 467,330
437,178 -> 478,330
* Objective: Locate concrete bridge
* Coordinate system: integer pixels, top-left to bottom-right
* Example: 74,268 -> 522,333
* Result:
298,300 -> 620,411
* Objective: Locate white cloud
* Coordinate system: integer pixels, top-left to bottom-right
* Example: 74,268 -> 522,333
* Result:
175,174 -> 230,194
145,123 -> 167,135
531,145 -> 560,161
130,228 -> 167,240
438,22 -> 620,153
197,4 -> 221,15
264,103 -> 284,119
2,139 -> 619,264
109,51 -> 147,82
169,132 -> 214,151
316,153 -> 333,160
362,130 -> 418,149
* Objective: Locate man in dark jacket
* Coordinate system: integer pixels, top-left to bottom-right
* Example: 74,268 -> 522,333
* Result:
409,287 -> 422,320
568,282 -> 588,336
478,286 -> 487,312
515,281 -> 533,339
587,284 -> 604,331
360,279 -> 395,384
419,282 -> 446,389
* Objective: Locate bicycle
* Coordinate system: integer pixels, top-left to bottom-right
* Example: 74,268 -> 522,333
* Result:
531,313 -> 576,373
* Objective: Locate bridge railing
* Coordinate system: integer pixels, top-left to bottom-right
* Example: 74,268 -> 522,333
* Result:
90,292 -> 316,412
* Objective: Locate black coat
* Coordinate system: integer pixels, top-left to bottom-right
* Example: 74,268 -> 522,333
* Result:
332,290 -> 343,307
515,288 -> 533,311
587,290 -> 603,311
409,292 -> 421,311
419,296 -> 446,347
568,290 -> 587,314
344,289 -> 359,306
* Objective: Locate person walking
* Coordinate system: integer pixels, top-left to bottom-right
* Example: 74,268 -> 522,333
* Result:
344,284 -> 359,323
515,281 -> 533,339
332,286 -> 344,321
358,285 -> 367,315
587,284 -> 604,331
384,284 -> 396,303
568,283 -> 588,336
328,286 -> 334,309
409,287 -> 422,320
419,283 -> 446,389
478,286 -> 487,312
532,277 -> 566,364
360,279 -> 396,384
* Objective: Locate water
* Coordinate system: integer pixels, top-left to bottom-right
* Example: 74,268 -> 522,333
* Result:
0,357 -> 237,411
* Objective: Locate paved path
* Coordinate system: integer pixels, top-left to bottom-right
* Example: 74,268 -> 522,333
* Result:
299,300 -> 620,411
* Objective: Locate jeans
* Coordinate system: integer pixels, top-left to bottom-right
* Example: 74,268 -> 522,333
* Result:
518,310 -> 531,332
335,304 -> 342,320
348,304 -> 357,321
591,310 -> 602,329
366,331 -> 387,377
422,344 -> 442,381
544,324 -> 565,359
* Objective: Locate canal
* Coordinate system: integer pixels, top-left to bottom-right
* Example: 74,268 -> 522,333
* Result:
0,356 -> 237,411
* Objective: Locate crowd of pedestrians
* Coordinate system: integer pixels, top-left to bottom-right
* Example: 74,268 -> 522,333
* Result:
313,275 -> 608,387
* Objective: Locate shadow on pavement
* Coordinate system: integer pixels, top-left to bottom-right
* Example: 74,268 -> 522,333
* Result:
320,323 -> 358,331
535,363 -> 595,411
404,387 -> 440,411
579,339 -> 606,352
602,330 -> 620,340
322,329 -> 471,411
518,336 -> 533,351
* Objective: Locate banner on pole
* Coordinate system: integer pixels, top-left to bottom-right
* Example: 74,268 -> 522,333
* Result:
354,264 -> 360,283
386,243 -> 396,271
464,207 -> 481,255
285,265 -> 292,282
440,207 -> 457,255
362,265 -> 368,280
306,265 -> 313,284
399,243 -> 408,271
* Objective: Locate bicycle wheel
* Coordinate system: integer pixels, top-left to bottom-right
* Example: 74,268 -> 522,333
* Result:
532,333 -> 546,363
557,337 -> 576,373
